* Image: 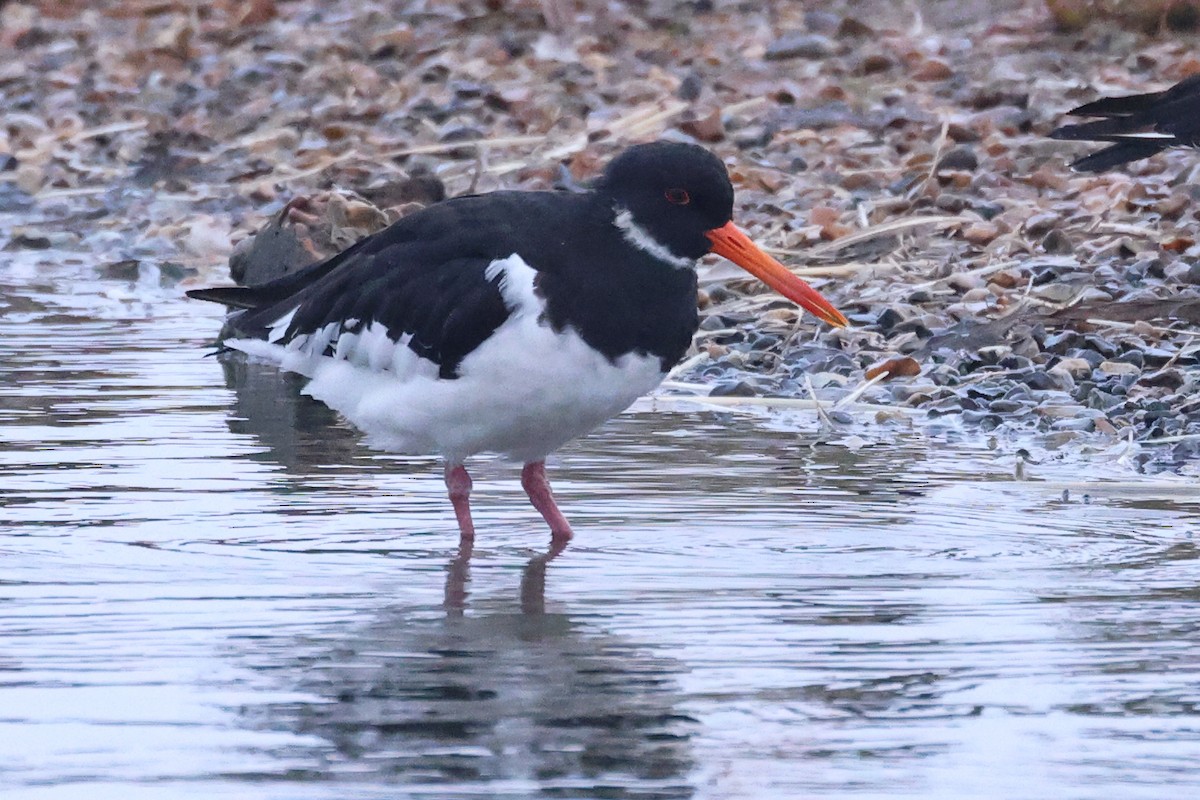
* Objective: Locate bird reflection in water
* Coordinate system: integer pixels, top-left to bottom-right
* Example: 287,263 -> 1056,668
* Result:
235,540 -> 697,796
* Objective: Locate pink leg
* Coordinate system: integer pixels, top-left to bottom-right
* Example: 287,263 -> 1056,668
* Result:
444,464 -> 475,540
521,461 -> 574,541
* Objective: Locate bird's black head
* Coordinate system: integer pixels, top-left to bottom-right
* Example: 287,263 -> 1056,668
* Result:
596,141 -> 735,262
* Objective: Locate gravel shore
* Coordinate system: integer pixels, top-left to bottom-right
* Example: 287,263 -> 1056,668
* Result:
5,0 -> 1200,471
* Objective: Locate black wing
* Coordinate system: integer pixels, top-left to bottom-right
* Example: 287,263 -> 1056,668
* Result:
1050,74 -> 1200,171
189,191 -> 583,379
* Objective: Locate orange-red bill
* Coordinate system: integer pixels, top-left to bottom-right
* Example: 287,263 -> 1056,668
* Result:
705,221 -> 848,328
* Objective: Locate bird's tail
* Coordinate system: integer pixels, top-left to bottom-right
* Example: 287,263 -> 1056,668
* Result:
1049,75 -> 1200,171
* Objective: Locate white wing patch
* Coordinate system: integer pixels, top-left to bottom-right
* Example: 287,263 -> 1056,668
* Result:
267,307 -> 298,343
484,253 -> 541,315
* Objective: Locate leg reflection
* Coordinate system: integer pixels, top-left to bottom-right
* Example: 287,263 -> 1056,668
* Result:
443,537 -> 570,617
521,537 -> 569,616
443,537 -> 474,617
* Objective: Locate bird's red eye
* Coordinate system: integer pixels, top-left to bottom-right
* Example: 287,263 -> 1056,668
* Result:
665,188 -> 690,205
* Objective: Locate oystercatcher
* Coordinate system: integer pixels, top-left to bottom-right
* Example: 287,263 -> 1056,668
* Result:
188,142 -> 847,541
1050,74 -> 1200,171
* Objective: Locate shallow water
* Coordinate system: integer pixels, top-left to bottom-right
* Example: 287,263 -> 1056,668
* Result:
4,260 -> 1200,799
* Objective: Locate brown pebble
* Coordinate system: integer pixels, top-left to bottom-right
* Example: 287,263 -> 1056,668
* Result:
913,58 -> 953,81
962,222 -> 999,245
678,106 -> 725,142
865,356 -> 922,381
987,269 -> 1020,289
859,53 -> 893,74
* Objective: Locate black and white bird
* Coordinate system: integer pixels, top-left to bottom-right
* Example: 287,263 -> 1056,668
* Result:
1050,73 -> 1200,171
188,142 -> 847,541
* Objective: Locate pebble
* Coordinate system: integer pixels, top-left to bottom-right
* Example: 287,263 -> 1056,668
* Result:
962,222 -> 1000,245
1046,365 -> 1077,391
764,33 -> 836,60
1054,357 -> 1092,378
1069,348 -> 1105,369
937,146 -> 978,171
710,380 -> 757,397
1042,229 -> 1074,254
1098,360 -> 1141,376
913,57 -> 953,81
1139,368 -> 1186,390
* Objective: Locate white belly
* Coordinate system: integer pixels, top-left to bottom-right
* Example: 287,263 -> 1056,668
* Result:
227,313 -> 666,464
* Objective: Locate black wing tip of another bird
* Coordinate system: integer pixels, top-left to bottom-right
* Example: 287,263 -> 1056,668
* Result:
185,286 -> 262,310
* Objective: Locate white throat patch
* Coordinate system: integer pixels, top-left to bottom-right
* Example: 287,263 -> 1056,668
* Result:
612,207 -> 695,270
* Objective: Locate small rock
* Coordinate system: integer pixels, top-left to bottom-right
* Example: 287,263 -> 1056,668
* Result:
0,184 -> 34,213
1114,350 -> 1144,369
734,125 -> 774,150
1037,283 -> 1085,304
935,193 -> 970,213
858,53 -> 893,74
678,107 -> 725,142
937,146 -> 978,171
1139,368 -> 1185,390
987,398 -> 1027,414
158,262 -> 199,285
1098,360 -> 1140,376
1084,335 -> 1119,358
913,57 -> 953,81
1042,229 -> 1074,254
987,269 -> 1020,289
875,307 -> 905,331
948,272 -> 984,292
962,223 -> 1000,246
837,16 -> 874,36
7,229 -> 52,249
710,380 -> 757,397
804,11 -> 841,32
1068,348 -> 1105,370
1019,369 -> 1061,392
974,201 -> 1004,220
809,371 -> 849,388
1052,417 -> 1095,433
1025,213 -> 1058,237
1054,357 -> 1092,378
677,72 -> 704,101
1046,365 -> 1078,392
100,260 -> 142,281
764,33 -> 836,60
865,356 -> 921,381
15,164 -> 43,194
